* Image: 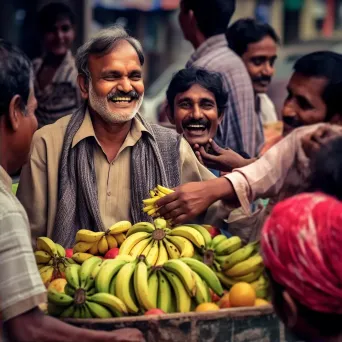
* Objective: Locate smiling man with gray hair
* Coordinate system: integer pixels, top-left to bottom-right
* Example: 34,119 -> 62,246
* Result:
17,26 -> 227,247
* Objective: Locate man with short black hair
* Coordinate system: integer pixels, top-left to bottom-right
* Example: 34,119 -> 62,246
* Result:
179,0 -> 263,157
226,18 -> 280,124
0,39 -> 143,342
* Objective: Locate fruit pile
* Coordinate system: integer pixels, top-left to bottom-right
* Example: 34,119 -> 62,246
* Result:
142,185 -> 174,218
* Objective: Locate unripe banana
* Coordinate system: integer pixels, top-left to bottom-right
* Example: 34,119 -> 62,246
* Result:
88,293 -> 128,316
215,236 -> 242,255
210,234 -> 227,249
216,272 -> 237,288
233,265 -> 264,283
154,218 -> 167,229
55,244 -> 66,258
65,264 -> 81,289
108,221 -> 132,235
148,271 -> 159,308
36,237 -> 57,256
157,271 -> 173,313
79,256 -> 102,288
225,254 -> 263,277
86,301 -> 112,318
75,229 -> 105,243
64,283 -> 76,296
193,272 -> 210,305
48,289 -> 74,306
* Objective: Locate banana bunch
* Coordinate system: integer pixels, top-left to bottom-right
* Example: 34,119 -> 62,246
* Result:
35,237 -> 74,286
72,221 -> 131,258
94,255 -> 223,314
251,274 -> 270,299
47,256 -> 129,318
142,185 -> 174,218
118,218 -> 213,266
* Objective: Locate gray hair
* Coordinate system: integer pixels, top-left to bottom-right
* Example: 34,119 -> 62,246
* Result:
75,26 -> 144,81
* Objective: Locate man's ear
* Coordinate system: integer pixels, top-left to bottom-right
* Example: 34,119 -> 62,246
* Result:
281,291 -> 298,329
8,95 -> 24,132
166,103 -> 175,125
77,74 -> 89,100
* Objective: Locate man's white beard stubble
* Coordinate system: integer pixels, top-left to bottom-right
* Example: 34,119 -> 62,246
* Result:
88,82 -> 144,124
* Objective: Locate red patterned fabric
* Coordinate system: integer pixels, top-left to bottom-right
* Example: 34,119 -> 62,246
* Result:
261,192 -> 342,313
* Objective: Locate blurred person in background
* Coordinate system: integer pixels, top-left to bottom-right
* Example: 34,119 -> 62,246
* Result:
178,0 -> 263,158
255,0 -> 274,24
283,0 -> 305,44
226,18 -> 280,125
0,38 -> 143,342
262,192 -> 342,342
33,2 -> 81,128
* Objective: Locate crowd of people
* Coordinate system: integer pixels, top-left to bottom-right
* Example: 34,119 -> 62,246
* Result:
1,0 -> 342,341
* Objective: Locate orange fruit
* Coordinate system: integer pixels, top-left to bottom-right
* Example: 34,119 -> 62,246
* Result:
219,292 -> 231,309
48,278 -> 67,293
254,298 -> 271,306
229,282 -> 256,307
195,303 -> 220,312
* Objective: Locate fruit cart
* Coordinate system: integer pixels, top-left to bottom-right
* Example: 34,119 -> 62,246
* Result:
66,306 -> 301,342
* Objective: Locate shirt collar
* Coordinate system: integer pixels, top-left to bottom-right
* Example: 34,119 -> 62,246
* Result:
187,34 -> 227,67
72,109 -> 149,149
0,166 -> 12,191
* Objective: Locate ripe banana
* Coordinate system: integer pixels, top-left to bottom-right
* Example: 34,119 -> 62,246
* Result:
75,229 -> 104,243
86,301 -> 112,318
98,236 -> 109,255
166,236 -> 194,258
35,251 -> 52,264
79,256 -> 102,288
233,265 -> 264,283
95,259 -> 127,293
155,241 -> 169,266
157,271 -> 173,313
142,197 -> 160,206
134,260 -> 155,310
109,276 -> 117,296
37,237 -> 57,256
181,258 -> 223,296
210,234 -> 227,249
214,236 -> 242,255
225,254 -> 263,277
55,244 -> 66,258
193,272 -> 210,305
148,271 -> 159,308
108,221 -> 132,235
170,226 -> 205,248
163,259 -> 196,296
119,232 -> 151,256
48,289 -> 74,306
126,222 -> 155,237
65,264 -> 81,289
129,237 -> 152,258
185,224 -> 212,247
163,240 -> 180,260
145,240 -> 159,266
72,252 -> 94,264
73,241 -> 94,254
162,270 -> 191,313
88,241 -> 99,255
115,262 -> 139,314
106,235 -> 118,249
113,233 -> 125,246
141,239 -> 154,257
40,265 -> 54,284
157,184 -> 174,195
88,293 -> 128,316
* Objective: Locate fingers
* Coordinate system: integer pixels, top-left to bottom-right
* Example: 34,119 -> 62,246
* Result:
209,139 -> 224,154
195,151 -> 205,165
155,192 -> 178,208
199,146 -> 218,162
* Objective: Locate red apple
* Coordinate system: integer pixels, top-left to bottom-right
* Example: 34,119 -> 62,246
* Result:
65,249 -> 73,258
104,247 -> 120,259
144,309 -> 165,316
210,288 -> 221,303
203,225 -> 220,238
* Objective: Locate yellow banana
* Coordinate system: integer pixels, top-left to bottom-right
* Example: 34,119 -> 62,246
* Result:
148,271 -> 159,308
113,233 -> 126,246
88,241 -> 99,255
166,235 -> 194,258
155,241 -> 169,266
75,229 -> 105,243
214,236 -> 242,255
73,241 -> 94,254
72,252 -> 94,264
86,301 -> 112,318
210,234 -> 227,249
106,235 -> 118,249
154,218 -> 167,229
233,265 -> 264,283
147,207 -> 158,216
109,276 -> 117,296
35,250 -> 52,264
114,255 -> 136,262
145,240 -> 159,266
142,197 -> 160,206
129,237 -> 152,258
163,239 -> 181,259
170,226 -> 205,249
162,270 -> 191,313
126,222 -> 155,237
163,259 -> 196,296
36,237 -> 57,256
225,254 -> 264,277
143,205 -> 155,213
98,236 -> 109,255
134,261 -> 155,310
157,271 -> 173,313
89,292 -> 128,317
115,262 -> 139,314
119,232 -> 151,256
40,265 -> 54,284
48,289 -> 74,306
55,244 -> 66,258
65,264 -> 81,289
108,221 -> 132,235
157,184 -> 174,195
215,272 -> 237,288
193,272 -> 210,305
141,239 -> 154,257
184,224 -> 212,247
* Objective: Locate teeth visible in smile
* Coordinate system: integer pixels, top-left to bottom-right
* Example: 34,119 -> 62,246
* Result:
111,97 -> 132,102
186,125 -> 206,129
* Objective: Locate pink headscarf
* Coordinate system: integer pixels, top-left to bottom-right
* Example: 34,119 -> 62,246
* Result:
261,192 -> 342,314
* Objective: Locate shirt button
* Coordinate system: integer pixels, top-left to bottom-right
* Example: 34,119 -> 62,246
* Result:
107,191 -> 111,196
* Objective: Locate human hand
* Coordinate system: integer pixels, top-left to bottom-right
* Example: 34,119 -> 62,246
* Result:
194,139 -> 253,172
111,328 -> 145,342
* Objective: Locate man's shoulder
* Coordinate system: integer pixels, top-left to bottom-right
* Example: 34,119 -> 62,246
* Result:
0,182 -> 26,219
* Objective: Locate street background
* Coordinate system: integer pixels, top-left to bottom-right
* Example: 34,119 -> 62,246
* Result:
1,0 -> 342,122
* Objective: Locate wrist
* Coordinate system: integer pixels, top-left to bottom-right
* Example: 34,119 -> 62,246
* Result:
207,177 -> 234,203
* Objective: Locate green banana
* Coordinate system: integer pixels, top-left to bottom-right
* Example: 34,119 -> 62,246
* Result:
79,256 -> 102,288
148,271 -> 159,309
86,301 -> 112,318
64,283 -> 76,297
73,306 -> 82,318
181,258 -> 223,296
109,276 -> 117,296
234,266 -> 264,283
193,272 -> 210,305
214,236 -> 242,255
47,303 -> 66,317
225,254 -> 263,277
55,243 -> 66,257
88,293 -> 128,317
210,234 -> 227,249
65,264 -> 81,289
60,305 -> 75,318
48,289 -> 74,306
216,272 -> 237,288
157,271 -> 173,313
163,259 -> 196,296
95,259 -> 128,293
134,260 -> 155,310
185,224 -> 212,247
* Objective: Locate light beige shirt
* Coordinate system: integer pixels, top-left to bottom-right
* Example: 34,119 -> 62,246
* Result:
17,111 -> 224,241
0,166 -> 46,321
225,123 -> 342,217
